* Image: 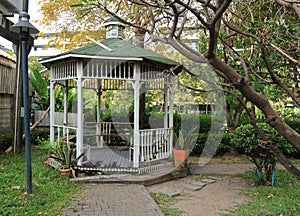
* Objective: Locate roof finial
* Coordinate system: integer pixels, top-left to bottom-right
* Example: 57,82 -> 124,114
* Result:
103,17 -> 125,39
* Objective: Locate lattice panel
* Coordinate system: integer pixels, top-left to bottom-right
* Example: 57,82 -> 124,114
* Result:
51,60 -> 77,80
83,60 -> 134,80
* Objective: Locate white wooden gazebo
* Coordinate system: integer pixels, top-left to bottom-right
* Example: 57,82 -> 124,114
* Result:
40,18 -> 181,174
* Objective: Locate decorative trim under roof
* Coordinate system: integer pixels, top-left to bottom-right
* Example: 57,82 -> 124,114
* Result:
39,54 -> 142,64
40,38 -> 179,69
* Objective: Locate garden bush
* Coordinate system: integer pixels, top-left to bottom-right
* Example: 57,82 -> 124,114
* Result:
191,132 -> 232,156
30,128 -> 50,145
0,131 -> 13,152
233,123 -> 297,185
284,118 -> 300,133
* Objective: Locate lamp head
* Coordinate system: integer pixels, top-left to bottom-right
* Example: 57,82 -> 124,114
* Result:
10,12 -> 39,35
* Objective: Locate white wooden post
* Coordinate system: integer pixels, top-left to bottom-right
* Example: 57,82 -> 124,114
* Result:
96,79 -> 103,147
133,63 -> 140,168
63,80 -> 68,135
76,61 -> 84,165
169,77 -> 174,154
50,80 -> 55,144
163,82 -> 168,129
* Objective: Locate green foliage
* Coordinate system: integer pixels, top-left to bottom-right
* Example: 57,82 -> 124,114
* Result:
49,142 -> 84,169
30,128 -> 50,146
30,69 -> 49,110
284,118 -> 300,133
0,131 -> 13,152
192,132 -> 232,156
234,123 -> 296,157
0,146 -> 82,215
101,109 -> 112,122
233,123 -> 297,185
150,192 -> 181,216
54,86 -> 77,112
229,169 -> 300,215
173,113 -> 212,135
30,69 -> 77,112
29,56 -> 47,74
217,132 -> 233,155
174,127 -> 198,150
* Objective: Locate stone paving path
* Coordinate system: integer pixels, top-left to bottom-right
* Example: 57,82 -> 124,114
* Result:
63,183 -> 164,216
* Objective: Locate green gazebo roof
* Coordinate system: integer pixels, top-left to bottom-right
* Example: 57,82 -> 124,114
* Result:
41,38 -> 179,67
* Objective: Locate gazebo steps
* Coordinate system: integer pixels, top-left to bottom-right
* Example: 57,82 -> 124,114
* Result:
74,161 -> 174,175
72,166 -> 188,186
83,146 -> 173,174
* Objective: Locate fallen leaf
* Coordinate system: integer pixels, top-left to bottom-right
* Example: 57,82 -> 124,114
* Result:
11,185 -> 20,189
267,194 -> 274,199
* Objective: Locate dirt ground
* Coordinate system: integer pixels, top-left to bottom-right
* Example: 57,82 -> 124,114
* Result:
147,156 -> 255,216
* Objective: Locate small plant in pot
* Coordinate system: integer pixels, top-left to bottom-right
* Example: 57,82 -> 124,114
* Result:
173,127 -> 198,169
49,142 -> 84,177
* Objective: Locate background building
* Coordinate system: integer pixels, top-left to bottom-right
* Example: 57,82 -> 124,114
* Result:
0,49 -> 16,132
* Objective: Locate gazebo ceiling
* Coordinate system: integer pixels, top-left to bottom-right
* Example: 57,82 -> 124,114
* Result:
41,38 -> 181,71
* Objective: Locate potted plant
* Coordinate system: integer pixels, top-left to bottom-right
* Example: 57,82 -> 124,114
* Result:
49,142 -> 84,177
173,127 -> 197,168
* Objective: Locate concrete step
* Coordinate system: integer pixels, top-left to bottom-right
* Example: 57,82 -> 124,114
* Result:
183,184 -> 204,191
207,176 -> 222,181
190,181 -> 207,188
162,190 -> 181,197
200,178 -> 217,184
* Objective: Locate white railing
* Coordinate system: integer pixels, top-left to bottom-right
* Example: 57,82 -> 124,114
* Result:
139,128 -> 172,162
84,121 -> 133,147
52,124 -> 77,145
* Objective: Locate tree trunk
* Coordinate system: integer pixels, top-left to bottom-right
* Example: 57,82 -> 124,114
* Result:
209,55 -> 300,179
226,102 -> 244,133
264,141 -> 300,180
209,56 -> 300,151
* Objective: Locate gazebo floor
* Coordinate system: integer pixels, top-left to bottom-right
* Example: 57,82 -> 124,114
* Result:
77,146 -> 174,175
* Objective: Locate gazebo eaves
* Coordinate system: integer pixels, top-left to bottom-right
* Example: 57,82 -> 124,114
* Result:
39,53 -> 143,65
40,38 -> 180,69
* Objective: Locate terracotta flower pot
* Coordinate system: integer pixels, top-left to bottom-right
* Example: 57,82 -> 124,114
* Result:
173,149 -> 188,168
59,168 -> 71,176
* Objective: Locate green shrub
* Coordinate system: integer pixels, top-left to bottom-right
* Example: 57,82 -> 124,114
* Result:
284,118 -> 300,133
0,131 -> 13,152
30,128 -> 50,145
217,132 -> 233,155
191,132 -> 232,156
233,123 -> 297,185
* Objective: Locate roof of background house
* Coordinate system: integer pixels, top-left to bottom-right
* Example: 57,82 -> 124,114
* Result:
0,49 -> 15,62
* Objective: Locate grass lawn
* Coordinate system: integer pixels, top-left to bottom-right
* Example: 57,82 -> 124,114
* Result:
228,169 -> 300,216
0,146 -> 83,216
150,192 -> 182,216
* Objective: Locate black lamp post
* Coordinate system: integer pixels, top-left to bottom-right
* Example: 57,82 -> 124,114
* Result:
10,12 -> 39,194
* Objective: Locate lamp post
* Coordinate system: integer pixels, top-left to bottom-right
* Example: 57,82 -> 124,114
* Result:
10,12 -> 39,194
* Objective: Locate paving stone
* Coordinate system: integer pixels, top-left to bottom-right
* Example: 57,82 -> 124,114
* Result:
200,178 -> 217,184
189,181 -> 207,188
162,189 -> 181,197
63,184 -> 164,216
207,176 -> 222,180
183,184 -> 204,191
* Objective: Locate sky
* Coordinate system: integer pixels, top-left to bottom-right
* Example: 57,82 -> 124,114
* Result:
0,0 -> 42,49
